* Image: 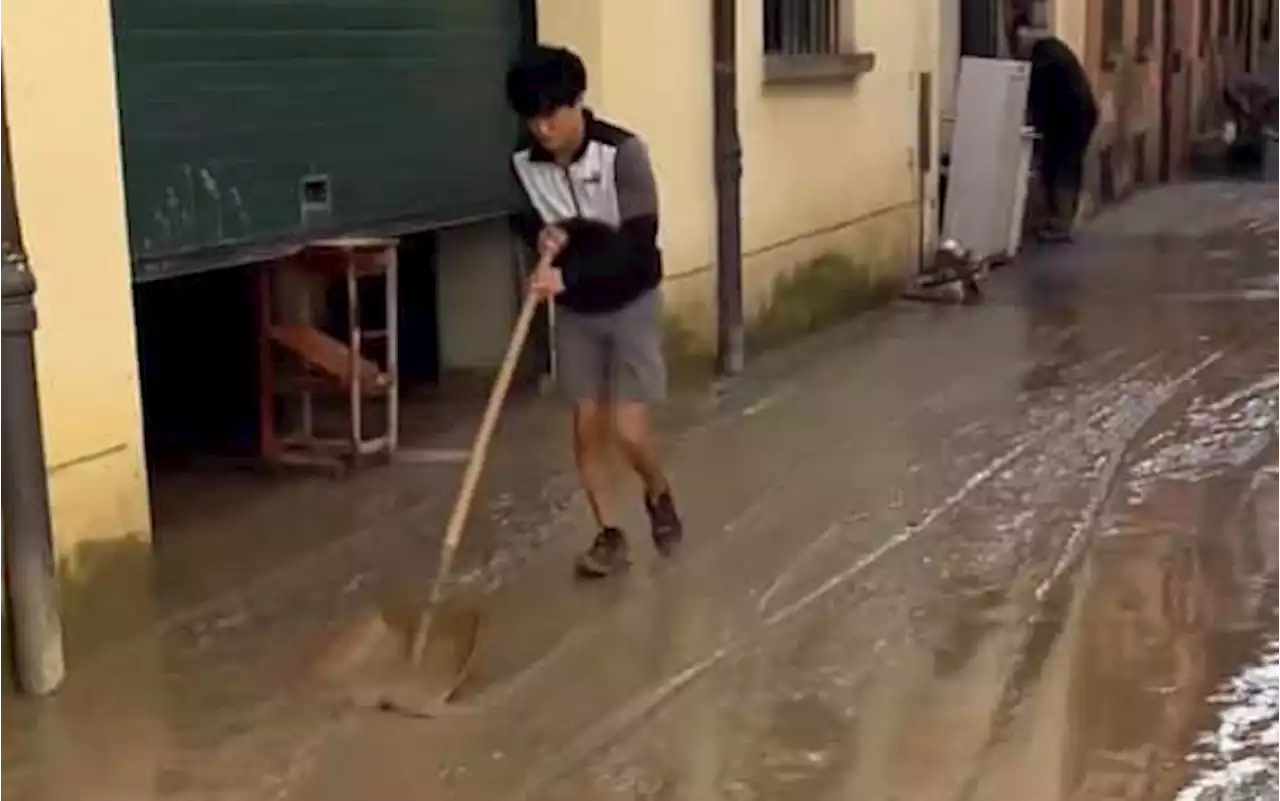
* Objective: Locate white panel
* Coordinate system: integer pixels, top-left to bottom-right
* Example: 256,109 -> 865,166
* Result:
1006,127 -> 1038,256
943,57 -> 1031,260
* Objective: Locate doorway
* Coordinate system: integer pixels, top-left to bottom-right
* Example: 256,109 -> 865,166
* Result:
1241,0 -> 1255,72
1158,0 -> 1183,181
131,233 -> 444,611
917,70 -> 935,268
960,0 -> 1003,58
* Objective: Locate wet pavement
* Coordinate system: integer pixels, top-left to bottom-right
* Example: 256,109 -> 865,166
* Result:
3,180 -> 1278,800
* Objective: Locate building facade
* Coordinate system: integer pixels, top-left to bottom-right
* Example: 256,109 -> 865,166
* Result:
1042,0 -> 1270,209
540,0 -> 943,349
4,0 -> 946,622
9,0 -> 1267,673
4,0 -> 154,641
4,0 -> 540,661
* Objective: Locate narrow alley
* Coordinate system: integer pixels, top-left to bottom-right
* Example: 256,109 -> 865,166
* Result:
4,180 -> 1277,801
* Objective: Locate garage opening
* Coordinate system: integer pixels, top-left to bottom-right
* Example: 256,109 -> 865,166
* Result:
130,221 -> 544,610
130,233 -> 450,605
134,233 -> 441,474
109,0 -> 534,611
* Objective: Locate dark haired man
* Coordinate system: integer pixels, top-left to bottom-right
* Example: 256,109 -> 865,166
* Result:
504,45 -> 683,578
1010,15 -> 1098,242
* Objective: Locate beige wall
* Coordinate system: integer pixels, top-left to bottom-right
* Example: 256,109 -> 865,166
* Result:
1052,0 -> 1089,56
539,0 -> 939,347
2,0 -> 152,575
436,219 -> 521,371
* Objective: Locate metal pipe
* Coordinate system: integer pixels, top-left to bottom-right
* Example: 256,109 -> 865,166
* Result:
779,0 -> 791,54
830,0 -> 841,53
2,253 -> 65,697
2,82 -> 66,695
712,0 -> 744,376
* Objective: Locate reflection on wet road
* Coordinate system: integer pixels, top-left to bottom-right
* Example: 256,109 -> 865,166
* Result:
4,181 -> 1277,801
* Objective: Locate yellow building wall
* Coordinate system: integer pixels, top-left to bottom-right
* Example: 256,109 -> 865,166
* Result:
1054,0 -> 1089,56
539,0 -> 939,348
3,0 -> 153,656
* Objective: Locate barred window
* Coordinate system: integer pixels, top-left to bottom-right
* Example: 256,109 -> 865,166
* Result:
763,0 -> 843,57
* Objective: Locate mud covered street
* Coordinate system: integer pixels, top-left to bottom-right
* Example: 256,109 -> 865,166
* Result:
4,181 -> 1277,801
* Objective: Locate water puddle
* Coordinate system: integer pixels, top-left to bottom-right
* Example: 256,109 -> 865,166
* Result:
1177,631 -> 1279,801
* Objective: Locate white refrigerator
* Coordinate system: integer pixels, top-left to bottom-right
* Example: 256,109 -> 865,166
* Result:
943,57 -> 1037,262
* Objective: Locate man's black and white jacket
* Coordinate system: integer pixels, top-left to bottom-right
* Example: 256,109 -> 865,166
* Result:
510,112 -> 662,314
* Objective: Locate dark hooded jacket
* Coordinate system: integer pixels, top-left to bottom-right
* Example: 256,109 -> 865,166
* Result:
1026,36 -> 1099,146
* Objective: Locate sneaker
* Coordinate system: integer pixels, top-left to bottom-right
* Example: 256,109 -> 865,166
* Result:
575,527 -> 630,578
645,490 -> 684,556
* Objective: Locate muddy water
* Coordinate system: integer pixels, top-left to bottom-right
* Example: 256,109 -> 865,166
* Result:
4,182 -> 1277,801
275,183 -> 1278,801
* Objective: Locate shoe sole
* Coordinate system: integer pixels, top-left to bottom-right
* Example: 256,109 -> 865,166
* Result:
574,555 -> 631,579
652,536 -> 683,558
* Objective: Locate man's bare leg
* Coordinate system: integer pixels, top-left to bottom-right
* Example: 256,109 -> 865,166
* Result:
572,398 -> 631,576
573,398 -> 616,529
612,401 -> 668,496
614,400 -> 683,555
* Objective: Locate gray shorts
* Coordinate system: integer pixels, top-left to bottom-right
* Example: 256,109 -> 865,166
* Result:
554,290 -> 666,403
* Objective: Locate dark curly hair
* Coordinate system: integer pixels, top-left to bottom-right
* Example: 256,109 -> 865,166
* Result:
505,45 -> 587,119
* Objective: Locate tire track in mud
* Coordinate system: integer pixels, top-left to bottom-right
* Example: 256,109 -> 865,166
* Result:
506,353 -> 1190,799
32,305 -> 1042,801
293,340 -> 1152,793
436,310 -> 1049,714
952,345 -> 1228,798
19,310 -> 999,801
754,350 -> 1150,620
517,333 -> 1273,799
457,340 -> 1148,735
952,326 -> 1280,798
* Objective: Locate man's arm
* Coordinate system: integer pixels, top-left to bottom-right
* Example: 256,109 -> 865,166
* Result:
557,136 -> 660,290
508,157 -> 542,255
613,136 -> 660,259
1025,60 -> 1050,133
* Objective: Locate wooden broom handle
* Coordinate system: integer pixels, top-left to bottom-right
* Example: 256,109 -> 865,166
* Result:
426,265 -> 546,606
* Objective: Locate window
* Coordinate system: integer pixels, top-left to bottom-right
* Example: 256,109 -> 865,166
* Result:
764,0 -> 843,58
1200,0 -> 1213,55
1137,0 -> 1156,58
762,0 -> 873,84
1102,0 -> 1125,68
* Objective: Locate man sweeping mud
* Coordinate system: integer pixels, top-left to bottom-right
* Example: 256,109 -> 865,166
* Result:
505,45 -> 684,578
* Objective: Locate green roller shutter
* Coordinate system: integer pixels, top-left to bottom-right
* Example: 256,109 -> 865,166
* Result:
112,0 -> 527,280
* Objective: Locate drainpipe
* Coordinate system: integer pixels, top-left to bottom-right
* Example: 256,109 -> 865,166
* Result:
712,0 -> 744,376
2,81 -> 66,696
